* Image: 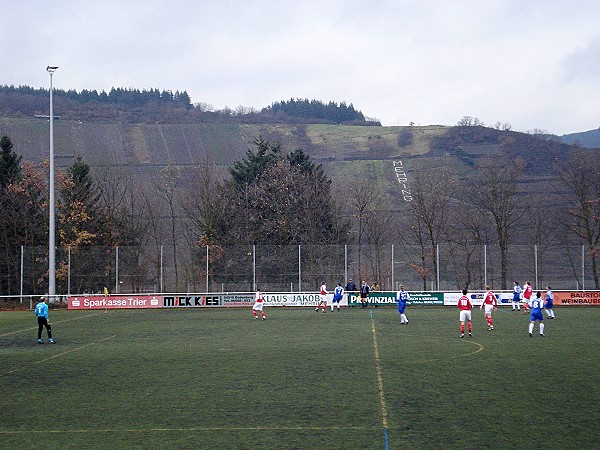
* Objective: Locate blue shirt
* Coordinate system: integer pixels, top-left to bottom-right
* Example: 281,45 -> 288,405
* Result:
333,286 -> 344,300
530,298 -> 543,313
396,290 -> 409,304
35,301 -> 49,319
513,285 -> 522,300
545,290 -> 554,306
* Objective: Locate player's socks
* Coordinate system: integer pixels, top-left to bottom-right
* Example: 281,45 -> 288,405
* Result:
540,323 -> 545,334
529,323 -> 534,334
460,324 -> 465,334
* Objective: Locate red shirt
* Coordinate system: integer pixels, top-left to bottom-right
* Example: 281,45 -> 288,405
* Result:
458,295 -> 472,311
255,291 -> 263,303
320,284 -> 327,295
523,285 -> 533,300
482,291 -> 497,307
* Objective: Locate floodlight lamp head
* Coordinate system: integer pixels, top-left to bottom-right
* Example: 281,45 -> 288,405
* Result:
46,66 -> 59,73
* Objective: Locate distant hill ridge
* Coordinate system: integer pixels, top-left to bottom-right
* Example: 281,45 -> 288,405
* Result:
561,127 -> 600,148
0,85 -> 378,126
0,118 -> 583,174
2,116 -> 597,221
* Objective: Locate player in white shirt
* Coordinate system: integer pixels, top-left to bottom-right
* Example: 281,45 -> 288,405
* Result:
544,286 -> 556,319
512,281 -> 522,311
315,282 -> 328,312
252,288 -> 266,320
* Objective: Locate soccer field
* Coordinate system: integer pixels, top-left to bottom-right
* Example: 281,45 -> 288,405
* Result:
1,306 -> 599,449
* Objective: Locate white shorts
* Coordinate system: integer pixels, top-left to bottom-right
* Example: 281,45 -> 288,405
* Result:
319,294 -> 327,304
459,310 -> 472,322
484,304 -> 494,315
252,302 -> 263,311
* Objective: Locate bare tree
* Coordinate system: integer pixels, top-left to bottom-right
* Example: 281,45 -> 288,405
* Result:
179,159 -> 225,245
470,152 -> 525,289
406,167 -> 457,289
155,165 -> 183,291
347,178 -> 380,279
557,150 -> 600,288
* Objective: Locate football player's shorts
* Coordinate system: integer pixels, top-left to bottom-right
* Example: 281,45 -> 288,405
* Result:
530,311 -> 544,322
252,302 -> 263,311
459,310 -> 472,322
484,304 -> 494,315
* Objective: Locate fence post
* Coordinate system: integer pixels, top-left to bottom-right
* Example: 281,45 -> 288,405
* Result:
534,244 -> 539,290
20,245 -> 24,304
298,244 -> 301,292
484,244 -> 487,287
391,244 -> 394,290
436,244 -> 440,290
115,246 -> 119,293
68,245 -> 71,296
206,245 -> 209,293
344,244 -> 348,286
582,245 -> 585,291
253,244 -> 256,291
160,245 -> 164,293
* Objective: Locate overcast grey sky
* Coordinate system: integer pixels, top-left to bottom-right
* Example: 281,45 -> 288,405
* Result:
1,0 -> 599,135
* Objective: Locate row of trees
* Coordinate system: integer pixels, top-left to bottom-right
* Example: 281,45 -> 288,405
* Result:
1,131 -> 599,295
264,99 -> 372,125
0,85 -> 377,125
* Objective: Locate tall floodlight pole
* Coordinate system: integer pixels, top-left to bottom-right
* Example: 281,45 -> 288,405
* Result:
47,66 -> 58,299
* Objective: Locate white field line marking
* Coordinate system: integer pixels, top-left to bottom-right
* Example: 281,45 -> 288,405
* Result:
413,339 -> 485,364
0,335 -> 117,377
0,425 -> 371,435
370,317 -> 389,430
0,312 -> 108,337
33,335 -> 117,364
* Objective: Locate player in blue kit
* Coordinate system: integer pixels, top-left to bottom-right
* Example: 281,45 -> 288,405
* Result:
331,282 -> 343,311
396,284 -> 410,324
34,296 -> 55,344
544,286 -> 556,319
512,281 -> 522,311
528,291 -> 545,337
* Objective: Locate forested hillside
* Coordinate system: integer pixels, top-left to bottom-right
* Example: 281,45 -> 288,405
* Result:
0,85 -> 377,125
1,95 -> 599,296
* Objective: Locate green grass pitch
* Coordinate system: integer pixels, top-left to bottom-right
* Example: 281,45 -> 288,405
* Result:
1,306 -> 599,449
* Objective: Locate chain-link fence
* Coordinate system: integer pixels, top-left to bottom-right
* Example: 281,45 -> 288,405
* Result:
1,242 -> 597,299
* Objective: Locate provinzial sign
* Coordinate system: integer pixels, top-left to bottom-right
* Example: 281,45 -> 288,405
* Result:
347,292 -> 443,306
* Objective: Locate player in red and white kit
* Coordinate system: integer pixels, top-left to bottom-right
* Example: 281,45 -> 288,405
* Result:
522,281 -> 532,314
252,288 -> 266,320
480,285 -> 497,330
315,282 -> 328,312
458,289 -> 473,338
